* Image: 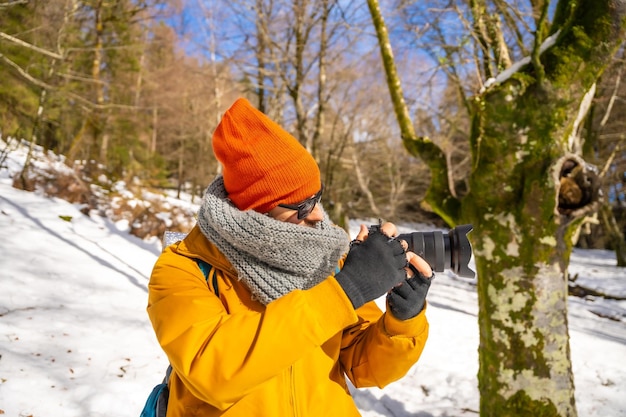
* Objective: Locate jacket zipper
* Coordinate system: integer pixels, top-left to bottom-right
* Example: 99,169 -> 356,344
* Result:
289,364 -> 298,416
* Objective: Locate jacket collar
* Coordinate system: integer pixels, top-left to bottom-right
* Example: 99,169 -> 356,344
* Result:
170,225 -> 238,276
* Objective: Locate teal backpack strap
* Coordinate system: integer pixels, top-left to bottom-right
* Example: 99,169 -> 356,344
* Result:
196,259 -> 218,297
163,365 -> 172,384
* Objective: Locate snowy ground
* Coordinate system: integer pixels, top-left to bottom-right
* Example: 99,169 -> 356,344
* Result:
0,141 -> 625,416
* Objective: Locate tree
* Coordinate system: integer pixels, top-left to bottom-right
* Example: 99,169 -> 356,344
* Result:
367,0 -> 626,416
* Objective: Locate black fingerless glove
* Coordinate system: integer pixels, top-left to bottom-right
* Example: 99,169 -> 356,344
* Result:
386,267 -> 433,320
335,230 -> 407,309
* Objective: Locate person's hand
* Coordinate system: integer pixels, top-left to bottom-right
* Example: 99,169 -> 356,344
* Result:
335,223 -> 407,309
386,251 -> 433,320
352,221 -> 397,244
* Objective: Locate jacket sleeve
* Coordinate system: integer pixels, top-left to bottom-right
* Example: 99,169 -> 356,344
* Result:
338,299 -> 429,389
147,248 -> 360,409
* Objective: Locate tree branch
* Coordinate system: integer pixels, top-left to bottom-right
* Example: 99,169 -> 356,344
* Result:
0,52 -> 145,112
599,63 -> 623,128
0,0 -> 28,8
0,31 -> 64,60
351,149 -> 381,217
366,0 -> 415,143
530,0 -> 550,86
529,0 -> 549,35
366,0 -> 459,224
599,143 -> 621,178
487,14 -> 512,71
492,0 -> 530,54
468,0 -> 493,79
481,30 -> 560,92
0,52 -> 55,90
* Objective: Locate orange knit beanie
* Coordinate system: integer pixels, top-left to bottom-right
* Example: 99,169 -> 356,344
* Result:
212,98 -> 321,214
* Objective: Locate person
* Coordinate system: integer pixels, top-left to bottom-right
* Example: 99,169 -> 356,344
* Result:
147,97 -> 434,417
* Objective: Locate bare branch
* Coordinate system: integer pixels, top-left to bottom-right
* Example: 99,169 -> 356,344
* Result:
351,149 -> 381,217
64,90 -> 145,111
487,14 -> 511,71
468,0 -> 494,79
0,52 -> 144,112
481,30 -> 560,92
599,64 -> 623,128
366,0 -> 415,142
0,52 -> 55,90
0,31 -> 64,60
56,72 -> 106,86
492,0 -> 530,54
529,0 -> 549,32
366,0 -> 458,224
530,0 -> 550,85
600,143 -> 622,178
0,0 -> 28,8
567,82 -> 596,153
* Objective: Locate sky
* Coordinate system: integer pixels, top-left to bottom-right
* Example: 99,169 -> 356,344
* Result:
0,139 -> 625,417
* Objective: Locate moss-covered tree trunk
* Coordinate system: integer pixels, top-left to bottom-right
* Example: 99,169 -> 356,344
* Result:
367,0 -> 626,416
467,85 -> 591,417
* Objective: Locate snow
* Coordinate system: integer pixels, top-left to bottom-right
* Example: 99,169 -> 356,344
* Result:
1,140 -> 625,416
481,30 -> 561,93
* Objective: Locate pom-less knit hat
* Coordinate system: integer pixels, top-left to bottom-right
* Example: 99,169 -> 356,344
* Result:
212,98 -> 321,214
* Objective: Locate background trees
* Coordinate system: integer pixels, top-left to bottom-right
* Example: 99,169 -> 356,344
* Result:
2,1 -> 623,238
1,0 -> 440,226
6,1 -> 620,242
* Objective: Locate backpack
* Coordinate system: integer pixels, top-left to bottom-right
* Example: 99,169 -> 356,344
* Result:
140,258 -> 217,417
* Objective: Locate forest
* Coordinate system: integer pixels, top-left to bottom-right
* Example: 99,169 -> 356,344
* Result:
1,1 -> 625,416
1,0 -> 439,227
1,1 -> 624,239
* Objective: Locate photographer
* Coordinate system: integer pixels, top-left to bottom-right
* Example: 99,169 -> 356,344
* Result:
147,98 -> 433,417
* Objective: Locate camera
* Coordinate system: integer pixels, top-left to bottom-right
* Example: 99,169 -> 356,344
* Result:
397,224 -> 475,278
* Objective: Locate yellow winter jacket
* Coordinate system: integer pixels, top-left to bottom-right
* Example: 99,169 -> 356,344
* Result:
147,225 -> 429,417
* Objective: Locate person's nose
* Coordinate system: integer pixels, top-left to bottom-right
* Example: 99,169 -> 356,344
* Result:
304,204 -> 324,223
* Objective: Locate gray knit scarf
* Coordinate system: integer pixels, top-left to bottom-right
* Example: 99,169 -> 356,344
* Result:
197,176 -> 350,305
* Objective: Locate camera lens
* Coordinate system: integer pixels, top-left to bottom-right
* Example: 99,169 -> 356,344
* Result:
398,224 -> 474,278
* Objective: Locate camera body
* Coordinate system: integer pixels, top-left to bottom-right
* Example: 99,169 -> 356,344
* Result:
397,224 -> 474,278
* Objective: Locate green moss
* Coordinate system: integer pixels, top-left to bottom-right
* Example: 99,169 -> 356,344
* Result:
501,391 -> 558,417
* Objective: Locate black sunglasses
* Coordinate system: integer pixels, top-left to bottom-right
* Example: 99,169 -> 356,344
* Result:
278,184 -> 324,220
